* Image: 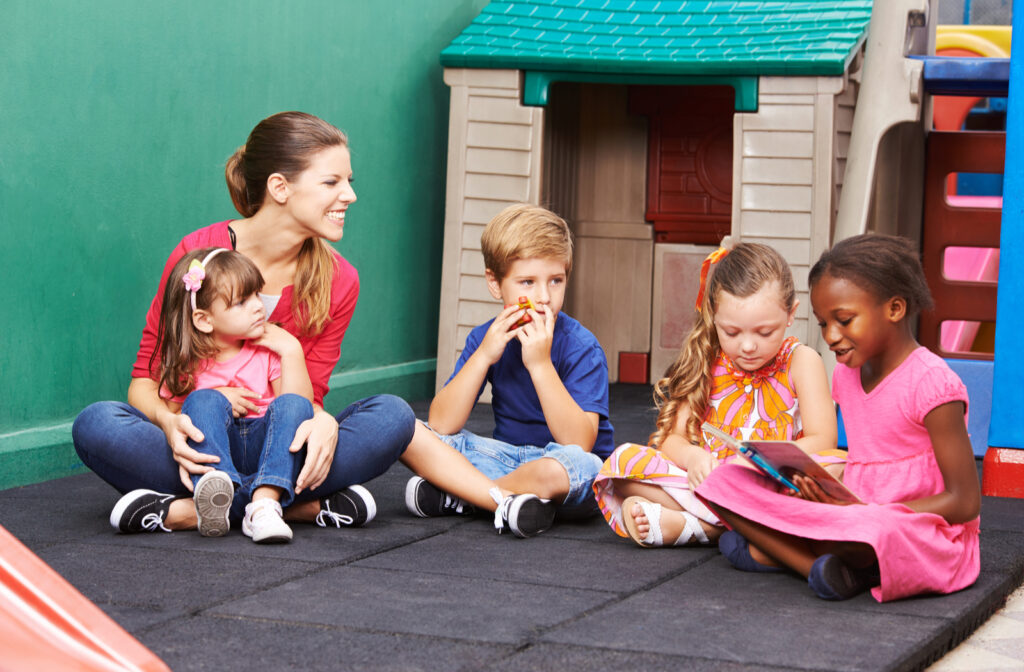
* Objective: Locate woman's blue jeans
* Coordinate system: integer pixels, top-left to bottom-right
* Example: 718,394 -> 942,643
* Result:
182,390 -> 312,512
73,393 -> 415,524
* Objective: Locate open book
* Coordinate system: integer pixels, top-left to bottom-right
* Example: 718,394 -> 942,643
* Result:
702,423 -> 861,504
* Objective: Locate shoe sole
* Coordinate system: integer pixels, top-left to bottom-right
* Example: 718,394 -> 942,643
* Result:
195,472 -> 233,537
508,496 -> 556,538
347,484 -> 377,525
404,478 -> 429,518
109,489 -> 161,532
248,527 -> 293,544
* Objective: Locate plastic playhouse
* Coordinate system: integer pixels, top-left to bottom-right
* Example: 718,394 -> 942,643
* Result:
435,0 -> 1022,495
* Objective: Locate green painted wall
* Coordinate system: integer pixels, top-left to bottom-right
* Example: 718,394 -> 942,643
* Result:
0,0 -> 489,488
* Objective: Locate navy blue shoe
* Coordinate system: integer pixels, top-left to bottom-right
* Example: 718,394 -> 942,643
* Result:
807,554 -> 874,600
718,531 -> 784,573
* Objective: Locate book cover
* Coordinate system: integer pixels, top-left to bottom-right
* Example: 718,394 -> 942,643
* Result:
702,423 -> 860,504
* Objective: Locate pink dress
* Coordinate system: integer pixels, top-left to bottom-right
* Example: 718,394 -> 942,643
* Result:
696,347 -> 980,602
594,338 -> 843,536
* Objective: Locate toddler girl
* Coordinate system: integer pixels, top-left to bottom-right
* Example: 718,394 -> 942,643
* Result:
110,247 -> 320,544
593,241 -> 840,547
697,234 -> 980,601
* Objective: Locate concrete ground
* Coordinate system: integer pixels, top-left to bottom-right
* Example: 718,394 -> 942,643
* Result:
1,384 -> 1022,672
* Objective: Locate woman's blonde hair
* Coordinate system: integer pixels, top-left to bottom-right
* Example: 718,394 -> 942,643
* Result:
152,248 -> 265,398
225,111 -> 347,335
649,241 -> 796,448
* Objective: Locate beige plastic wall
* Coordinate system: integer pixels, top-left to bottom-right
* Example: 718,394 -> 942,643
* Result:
730,73 -> 855,350
833,0 -> 934,242
436,68 -> 545,394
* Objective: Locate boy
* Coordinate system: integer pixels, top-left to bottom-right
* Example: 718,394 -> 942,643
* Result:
406,203 -> 614,537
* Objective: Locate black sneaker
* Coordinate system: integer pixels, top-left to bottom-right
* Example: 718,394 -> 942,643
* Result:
491,488 -> 556,538
316,484 -> 376,528
109,490 -> 176,533
405,476 -> 475,517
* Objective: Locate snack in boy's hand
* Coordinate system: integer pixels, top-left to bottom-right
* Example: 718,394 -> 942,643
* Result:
507,296 -> 534,329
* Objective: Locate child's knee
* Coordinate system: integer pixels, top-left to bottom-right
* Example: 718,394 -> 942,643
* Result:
182,388 -> 231,412
269,393 -> 313,419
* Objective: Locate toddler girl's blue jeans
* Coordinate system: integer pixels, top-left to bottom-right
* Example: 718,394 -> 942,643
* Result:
182,389 -> 312,517
72,393 -> 416,524
433,429 -> 603,518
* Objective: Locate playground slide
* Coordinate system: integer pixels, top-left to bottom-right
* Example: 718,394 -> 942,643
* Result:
0,524 -> 169,671
932,26 -> 1008,354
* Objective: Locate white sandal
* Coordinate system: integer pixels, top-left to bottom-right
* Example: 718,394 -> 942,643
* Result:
621,496 -> 710,548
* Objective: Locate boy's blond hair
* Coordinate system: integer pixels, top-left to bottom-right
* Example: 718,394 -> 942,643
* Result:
481,204 -> 573,281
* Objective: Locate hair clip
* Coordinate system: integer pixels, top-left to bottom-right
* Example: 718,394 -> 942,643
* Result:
694,246 -> 730,312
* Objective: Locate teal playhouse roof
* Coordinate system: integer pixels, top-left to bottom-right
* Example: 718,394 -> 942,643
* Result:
441,0 -> 873,77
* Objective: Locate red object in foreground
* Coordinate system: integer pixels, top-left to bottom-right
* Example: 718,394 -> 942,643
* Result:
982,448 -> 1024,498
0,524 -> 170,671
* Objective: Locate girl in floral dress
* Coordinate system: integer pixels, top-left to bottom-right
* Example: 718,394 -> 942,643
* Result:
593,241 -> 842,547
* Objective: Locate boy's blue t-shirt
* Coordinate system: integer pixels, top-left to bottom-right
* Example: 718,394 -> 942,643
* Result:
446,312 -> 615,459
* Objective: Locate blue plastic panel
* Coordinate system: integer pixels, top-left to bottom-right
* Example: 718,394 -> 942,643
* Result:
912,55 -> 1010,97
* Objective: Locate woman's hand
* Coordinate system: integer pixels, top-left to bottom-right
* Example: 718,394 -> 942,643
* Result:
213,386 -> 262,417
157,411 -> 218,490
685,450 -> 719,488
290,408 -> 339,494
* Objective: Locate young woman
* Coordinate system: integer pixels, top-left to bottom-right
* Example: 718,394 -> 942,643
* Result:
75,111 -> 557,537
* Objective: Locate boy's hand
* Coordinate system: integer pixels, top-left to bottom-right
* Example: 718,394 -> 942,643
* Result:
478,303 -> 528,364
517,306 -> 555,371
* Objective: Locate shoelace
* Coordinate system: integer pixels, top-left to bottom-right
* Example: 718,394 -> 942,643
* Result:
441,493 -> 470,515
489,487 -> 510,533
315,500 -> 354,528
141,512 -> 171,533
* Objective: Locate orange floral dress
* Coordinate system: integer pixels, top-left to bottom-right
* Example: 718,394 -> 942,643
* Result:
594,337 -> 844,536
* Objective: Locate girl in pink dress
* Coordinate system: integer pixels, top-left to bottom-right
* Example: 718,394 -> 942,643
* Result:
593,242 -> 840,547
697,234 -> 981,601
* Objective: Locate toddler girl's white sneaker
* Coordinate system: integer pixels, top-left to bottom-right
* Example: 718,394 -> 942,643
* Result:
242,498 -> 293,544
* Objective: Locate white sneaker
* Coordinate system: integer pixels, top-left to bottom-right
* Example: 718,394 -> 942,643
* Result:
194,470 -> 234,538
242,498 -> 293,544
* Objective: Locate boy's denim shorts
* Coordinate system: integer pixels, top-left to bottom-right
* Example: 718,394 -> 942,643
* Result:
433,428 -> 602,518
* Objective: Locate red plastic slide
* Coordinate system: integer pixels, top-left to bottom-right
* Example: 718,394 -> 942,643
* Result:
0,524 -> 169,671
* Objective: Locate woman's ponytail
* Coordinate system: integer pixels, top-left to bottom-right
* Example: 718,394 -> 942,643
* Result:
225,146 -> 255,217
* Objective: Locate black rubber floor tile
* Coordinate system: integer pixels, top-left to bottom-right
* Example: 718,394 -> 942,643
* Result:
94,516 -> 438,563
981,496 -> 1024,533
141,615 -> 513,672
484,643 -> 791,672
541,566 -> 949,671
352,524 -> 710,591
211,565 -> 615,644
34,542 -> 319,612
0,472 -> 113,500
543,516 -> 622,543
0,492 -> 112,545
96,604 -> 185,632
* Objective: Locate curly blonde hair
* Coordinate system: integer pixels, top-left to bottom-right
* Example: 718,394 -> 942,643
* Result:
648,241 -> 795,448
